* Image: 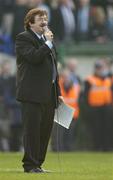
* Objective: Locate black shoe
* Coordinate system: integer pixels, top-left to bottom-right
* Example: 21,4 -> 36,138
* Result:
40,167 -> 52,173
24,167 -> 44,173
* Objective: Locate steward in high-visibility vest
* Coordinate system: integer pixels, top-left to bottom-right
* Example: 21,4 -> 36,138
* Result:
86,75 -> 113,107
83,60 -> 113,151
59,78 -> 80,119
51,69 -> 81,152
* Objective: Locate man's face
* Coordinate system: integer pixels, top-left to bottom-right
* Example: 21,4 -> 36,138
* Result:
29,14 -> 48,34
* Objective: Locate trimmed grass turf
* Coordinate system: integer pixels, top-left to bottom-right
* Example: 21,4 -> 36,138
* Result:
0,152 -> 113,180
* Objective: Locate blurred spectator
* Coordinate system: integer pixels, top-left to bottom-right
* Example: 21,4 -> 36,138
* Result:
65,58 -> 81,84
0,0 -> 15,34
103,57 -> 113,77
35,0 -> 53,23
90,6 -> 108,43
91,0 -> 108,13
51,65 -> 81,151
106,2 -> 113,40
0,62 -> 12,151
75,0 -> 91,41
0,61 -> 22,151
27,0 -> 44,8
8,74 -> 22,152
0,0 -> 4,27
0,65 -> 9,151
11,0 -> 29,41
0,31 -> 14,55
1,0 -> 15,14
82,60 -> 113,151
0,0 -> 15,55
50,0 -> 76,43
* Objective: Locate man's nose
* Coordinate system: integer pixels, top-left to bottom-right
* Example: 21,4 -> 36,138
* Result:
43,20 -> 47,25
41,21 -> 47,27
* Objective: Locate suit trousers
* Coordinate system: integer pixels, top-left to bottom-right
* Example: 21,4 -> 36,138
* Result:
21,101 -> 55,171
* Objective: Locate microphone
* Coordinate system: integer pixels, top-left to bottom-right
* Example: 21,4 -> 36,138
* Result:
43,25 -> 49,33
43,25 -> 53,41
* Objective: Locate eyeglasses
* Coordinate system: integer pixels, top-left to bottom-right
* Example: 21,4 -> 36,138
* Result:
36,16 -> 48,22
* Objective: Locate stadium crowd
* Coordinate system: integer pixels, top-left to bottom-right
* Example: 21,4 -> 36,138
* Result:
0,0 -> 113,55
0,0 -> 113,152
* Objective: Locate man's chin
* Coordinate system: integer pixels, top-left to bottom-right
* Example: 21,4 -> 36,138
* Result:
39,28 -> 44,34
35,30 -> 44,35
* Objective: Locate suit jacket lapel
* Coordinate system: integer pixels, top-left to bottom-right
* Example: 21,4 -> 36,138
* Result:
27,29 -> 57,69
27,29 -> 44,46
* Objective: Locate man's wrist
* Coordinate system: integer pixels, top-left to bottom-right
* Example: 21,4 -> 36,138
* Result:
45,40 -> 53,49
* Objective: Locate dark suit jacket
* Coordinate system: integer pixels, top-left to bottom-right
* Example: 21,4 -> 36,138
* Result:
15,29 -> 61,105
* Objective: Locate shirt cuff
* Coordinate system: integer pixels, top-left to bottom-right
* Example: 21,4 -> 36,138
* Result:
45,40 -> 53,49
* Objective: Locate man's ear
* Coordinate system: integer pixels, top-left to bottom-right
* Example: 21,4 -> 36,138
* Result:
29,22 -> 34,28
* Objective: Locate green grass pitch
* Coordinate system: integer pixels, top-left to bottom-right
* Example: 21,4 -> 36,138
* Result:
0,152 -> 113,180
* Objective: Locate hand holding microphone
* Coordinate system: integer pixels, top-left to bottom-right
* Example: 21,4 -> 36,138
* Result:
43,26 -> 53,42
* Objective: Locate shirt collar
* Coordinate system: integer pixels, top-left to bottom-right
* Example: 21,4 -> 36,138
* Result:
30,28 -> 42,39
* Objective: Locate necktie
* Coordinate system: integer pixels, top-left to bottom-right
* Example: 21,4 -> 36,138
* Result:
51,48 -> 57,83
40,36 -> 45,43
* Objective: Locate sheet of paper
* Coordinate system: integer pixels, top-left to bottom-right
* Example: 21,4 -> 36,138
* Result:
54,102 -> 75,129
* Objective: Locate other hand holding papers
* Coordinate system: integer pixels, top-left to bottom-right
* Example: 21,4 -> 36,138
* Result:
54,102 -> 75,129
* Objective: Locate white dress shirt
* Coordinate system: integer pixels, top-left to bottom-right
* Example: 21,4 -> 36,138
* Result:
35,32 -> 53,49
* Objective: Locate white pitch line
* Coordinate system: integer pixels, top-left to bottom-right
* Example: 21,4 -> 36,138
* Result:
0,168 -> 23,172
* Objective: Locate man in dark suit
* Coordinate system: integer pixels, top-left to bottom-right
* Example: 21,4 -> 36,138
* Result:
50,0 -> 76,43
15,8 -> 63,173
